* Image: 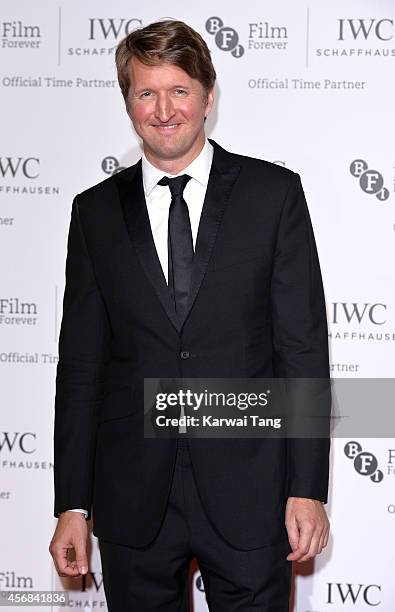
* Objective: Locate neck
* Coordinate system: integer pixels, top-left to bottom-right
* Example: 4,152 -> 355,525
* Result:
144,133 -> 206,175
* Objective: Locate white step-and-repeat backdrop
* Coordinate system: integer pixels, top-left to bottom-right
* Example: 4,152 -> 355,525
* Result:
1,0 -> 394,610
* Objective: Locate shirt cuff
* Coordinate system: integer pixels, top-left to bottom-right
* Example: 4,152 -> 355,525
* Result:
65,508 -> 89,519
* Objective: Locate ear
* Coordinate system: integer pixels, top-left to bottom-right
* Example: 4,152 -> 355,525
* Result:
204,87 -> 215,119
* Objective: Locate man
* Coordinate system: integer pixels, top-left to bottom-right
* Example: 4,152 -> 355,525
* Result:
49,19 -> 331,612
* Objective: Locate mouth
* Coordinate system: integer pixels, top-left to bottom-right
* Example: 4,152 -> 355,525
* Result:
152,123 -> 182,133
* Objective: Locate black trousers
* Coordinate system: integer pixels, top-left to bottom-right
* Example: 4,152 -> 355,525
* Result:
98,438 -> 292,611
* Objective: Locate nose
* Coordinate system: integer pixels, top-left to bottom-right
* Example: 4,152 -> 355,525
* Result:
154,92 -> 176,123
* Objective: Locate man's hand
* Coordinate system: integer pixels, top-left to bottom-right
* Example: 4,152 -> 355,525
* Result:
49,511 -> 89,578
285,496 -> 330,562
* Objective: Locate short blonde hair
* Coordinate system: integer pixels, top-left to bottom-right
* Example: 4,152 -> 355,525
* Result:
115,19 -> 216,103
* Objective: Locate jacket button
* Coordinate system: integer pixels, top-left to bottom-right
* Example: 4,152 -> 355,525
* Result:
180,351 -> 190,359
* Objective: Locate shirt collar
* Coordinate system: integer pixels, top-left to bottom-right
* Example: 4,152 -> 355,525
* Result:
142,138 -> 213,197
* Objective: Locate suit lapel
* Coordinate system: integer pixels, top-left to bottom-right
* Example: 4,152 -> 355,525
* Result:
116,161 -> 181,332
181,139 -> 241,327
115,139 -> 241,332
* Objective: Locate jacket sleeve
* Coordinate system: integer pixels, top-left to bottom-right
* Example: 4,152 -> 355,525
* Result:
270,172 -> 331,503
53,195 -> 111,520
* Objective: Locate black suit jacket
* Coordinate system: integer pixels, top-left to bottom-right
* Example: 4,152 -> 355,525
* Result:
53,138 -> 331,550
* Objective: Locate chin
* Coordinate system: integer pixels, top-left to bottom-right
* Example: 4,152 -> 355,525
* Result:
153,140 -> 189,159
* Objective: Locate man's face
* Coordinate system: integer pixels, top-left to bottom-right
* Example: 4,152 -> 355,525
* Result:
126,57 -> 214,164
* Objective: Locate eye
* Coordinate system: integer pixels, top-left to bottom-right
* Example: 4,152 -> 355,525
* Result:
140,91 -> 153,98
175,88 -> 187,95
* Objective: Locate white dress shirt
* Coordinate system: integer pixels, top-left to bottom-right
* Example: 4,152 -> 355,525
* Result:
142,137 -> 213,283
66,138 -> 214,519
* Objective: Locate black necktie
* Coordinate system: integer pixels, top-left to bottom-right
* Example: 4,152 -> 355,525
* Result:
158,174 -> 193,322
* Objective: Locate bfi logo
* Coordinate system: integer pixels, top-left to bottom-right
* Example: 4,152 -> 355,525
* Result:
350,159 -> 389,202
344,441 -> 384,483
205,17 -> 245,58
